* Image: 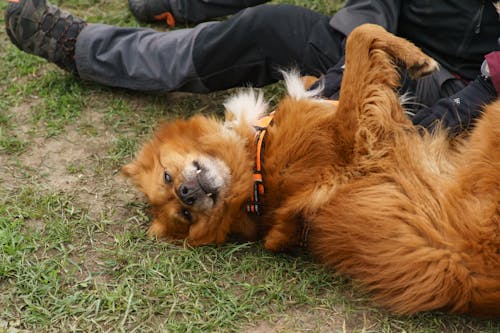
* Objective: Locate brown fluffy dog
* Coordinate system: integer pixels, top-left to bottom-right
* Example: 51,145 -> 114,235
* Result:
123,24 -> 500,316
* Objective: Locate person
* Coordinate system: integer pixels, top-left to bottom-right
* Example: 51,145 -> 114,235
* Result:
5,0 -> 500,135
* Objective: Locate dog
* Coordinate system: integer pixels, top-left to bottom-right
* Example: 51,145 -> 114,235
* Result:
122,24 -> 500,317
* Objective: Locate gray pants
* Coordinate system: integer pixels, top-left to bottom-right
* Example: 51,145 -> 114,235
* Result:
76,22 -> 216,92
75,4 -> 343,93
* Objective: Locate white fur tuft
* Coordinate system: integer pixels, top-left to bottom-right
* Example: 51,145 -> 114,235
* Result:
223,89 -> 268,125
399,92 -> 428,118
282,70 -> 324,100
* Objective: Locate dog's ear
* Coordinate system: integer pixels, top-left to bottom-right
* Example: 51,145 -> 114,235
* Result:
121,159 -> 148,193
188,214 -> 232,246
223,89 -> 268,126
121,141 -> 159,193
122,160 -> 139,178
188,219 -> 217,246
121,144 -> 153,181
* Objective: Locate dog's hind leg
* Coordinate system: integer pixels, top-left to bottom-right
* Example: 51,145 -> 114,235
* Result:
330,24 -> 438,159
446,100 -> 500,316
457,99 -> 500,195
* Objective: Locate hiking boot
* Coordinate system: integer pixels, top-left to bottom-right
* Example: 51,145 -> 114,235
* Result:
5,0 -> 87,74
128,0 -> 177,26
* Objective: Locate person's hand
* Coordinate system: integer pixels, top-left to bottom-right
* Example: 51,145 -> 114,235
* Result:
411,98 -> 475,135
412,75 -> 497,135
309,55 -> 345,100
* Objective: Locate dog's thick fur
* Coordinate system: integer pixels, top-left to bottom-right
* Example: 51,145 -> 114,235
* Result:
123,24 -> 500,316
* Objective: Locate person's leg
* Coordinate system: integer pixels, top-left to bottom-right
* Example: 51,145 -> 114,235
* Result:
129,0 -> 270,25
6,0 -> 343,93
75,23 -> 217,92
192,4 -> 345,91
73,4 -> 344,92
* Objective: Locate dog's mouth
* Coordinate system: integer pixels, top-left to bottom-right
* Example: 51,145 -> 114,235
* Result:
177,157 -> 230,211
194,160 -> 219,203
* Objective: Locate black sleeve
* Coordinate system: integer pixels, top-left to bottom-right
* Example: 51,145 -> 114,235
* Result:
329,0 -> 402,36
412,75 -> 497,135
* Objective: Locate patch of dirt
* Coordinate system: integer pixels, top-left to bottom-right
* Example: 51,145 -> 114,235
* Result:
9,106 -> 137,219
8,99 -> 42,140
18,110 -> 105,188
2,103 -> 148,287
242,307 -> 376,332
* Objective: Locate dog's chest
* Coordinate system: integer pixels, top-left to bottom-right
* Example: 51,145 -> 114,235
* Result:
258,117 -> 337,207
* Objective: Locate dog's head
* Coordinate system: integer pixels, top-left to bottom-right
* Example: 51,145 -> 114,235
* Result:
122,90 -> 269,245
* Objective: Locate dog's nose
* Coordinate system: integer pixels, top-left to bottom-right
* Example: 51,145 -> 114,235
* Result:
178,183 -> 198,205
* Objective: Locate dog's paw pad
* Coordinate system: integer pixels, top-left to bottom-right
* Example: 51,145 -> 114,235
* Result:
407,57 -> 438,78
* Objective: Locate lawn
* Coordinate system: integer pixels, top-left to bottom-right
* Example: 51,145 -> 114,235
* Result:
1,0 -> 499,332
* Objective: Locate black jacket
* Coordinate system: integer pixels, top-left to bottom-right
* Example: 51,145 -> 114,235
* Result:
330,0 -> 500,81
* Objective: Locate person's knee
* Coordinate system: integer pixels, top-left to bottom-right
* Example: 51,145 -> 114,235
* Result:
236,4 -> 302,34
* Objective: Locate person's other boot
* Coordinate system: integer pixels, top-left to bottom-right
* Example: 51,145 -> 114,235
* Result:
5,0 -> 87,74
128,0 -> 176,26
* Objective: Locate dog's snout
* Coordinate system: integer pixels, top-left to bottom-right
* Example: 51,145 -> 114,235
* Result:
178,183 -> 197,205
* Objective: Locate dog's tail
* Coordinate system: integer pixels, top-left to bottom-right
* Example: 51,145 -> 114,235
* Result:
332,24 -> 438,159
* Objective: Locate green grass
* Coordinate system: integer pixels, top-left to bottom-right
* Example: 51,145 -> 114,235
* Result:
0,186 -> 346,332
29,71 -> 89,136
0,128 -> 27,154
1,0 -> 499,332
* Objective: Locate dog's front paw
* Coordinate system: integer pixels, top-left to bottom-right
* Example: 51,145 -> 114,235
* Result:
407,57 -> 438,79
148,219 -> 168,238
264,229 -> 293,252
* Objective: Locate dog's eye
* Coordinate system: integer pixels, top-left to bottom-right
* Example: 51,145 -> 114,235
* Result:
164,171 -> 172,184
181,209 -> 192,223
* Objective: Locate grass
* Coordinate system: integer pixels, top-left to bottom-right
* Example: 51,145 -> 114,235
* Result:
1,186 -> 347,332
0,0 -> 499,332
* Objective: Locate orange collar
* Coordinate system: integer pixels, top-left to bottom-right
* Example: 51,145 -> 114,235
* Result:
246,115 -> 274,216
245,113 -> 310,248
